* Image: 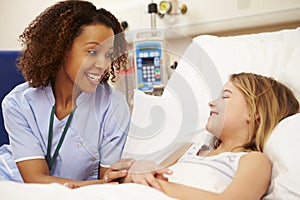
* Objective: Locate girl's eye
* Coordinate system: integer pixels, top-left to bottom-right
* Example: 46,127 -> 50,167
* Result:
88,49 -> 98,56
222,96 -> 229,99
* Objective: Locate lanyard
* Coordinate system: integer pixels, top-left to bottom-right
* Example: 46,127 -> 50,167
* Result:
45,105 -> 77,171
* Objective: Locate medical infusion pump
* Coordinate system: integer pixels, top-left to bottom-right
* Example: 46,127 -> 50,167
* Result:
134,30 -> 167,95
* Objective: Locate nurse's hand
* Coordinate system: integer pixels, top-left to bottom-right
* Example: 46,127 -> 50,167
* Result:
63,158 -> 136,189
64,182 -> 80,189
63,179 -> 119,189
103,158 -> 136,183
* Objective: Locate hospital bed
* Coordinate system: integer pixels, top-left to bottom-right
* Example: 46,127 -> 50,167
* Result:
122,27 -> 300,199
1,27 -> 300,199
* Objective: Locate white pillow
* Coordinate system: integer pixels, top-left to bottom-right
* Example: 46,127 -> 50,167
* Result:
263,113 -> 300,200
279,46 -> 300,100
122,42 -> 218,164
193,27 -> 300,102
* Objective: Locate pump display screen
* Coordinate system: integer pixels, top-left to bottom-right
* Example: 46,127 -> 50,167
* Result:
135,42 -> 162,92
139,46 -> 159,51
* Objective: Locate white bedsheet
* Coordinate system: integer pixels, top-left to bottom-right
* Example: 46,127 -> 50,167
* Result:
0,181 -> 176,200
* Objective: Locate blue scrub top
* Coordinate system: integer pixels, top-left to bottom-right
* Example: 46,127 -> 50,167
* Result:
0,82 -> 130,181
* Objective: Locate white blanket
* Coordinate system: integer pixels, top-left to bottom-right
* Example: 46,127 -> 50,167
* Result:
0,181 -> 176,200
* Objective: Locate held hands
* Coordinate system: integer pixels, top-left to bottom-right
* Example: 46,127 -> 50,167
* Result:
63,158 -> 173,191
64,158 -> 135,189
121,160 -> 173,191
103,158 -> 136,183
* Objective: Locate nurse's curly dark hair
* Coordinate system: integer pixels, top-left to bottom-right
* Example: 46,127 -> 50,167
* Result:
18,0 -> 127,87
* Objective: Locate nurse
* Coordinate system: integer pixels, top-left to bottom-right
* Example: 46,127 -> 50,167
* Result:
0,0 -> 130,187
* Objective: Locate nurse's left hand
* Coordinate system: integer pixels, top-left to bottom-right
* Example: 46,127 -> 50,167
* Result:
64,182 -> 80,189
63,179 -> 119,189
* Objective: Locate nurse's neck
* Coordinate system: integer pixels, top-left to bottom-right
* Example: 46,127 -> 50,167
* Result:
52,81 -> 80,120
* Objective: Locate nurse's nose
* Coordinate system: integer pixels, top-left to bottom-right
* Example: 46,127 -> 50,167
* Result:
95,55 -> 110,70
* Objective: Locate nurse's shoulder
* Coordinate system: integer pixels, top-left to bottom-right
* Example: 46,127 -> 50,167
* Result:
2,82 -> 49,106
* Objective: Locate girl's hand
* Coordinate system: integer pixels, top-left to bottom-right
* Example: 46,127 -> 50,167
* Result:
123,160 -> 173,191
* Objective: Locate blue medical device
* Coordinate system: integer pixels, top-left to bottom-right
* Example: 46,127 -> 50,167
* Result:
134,30 -> 166,94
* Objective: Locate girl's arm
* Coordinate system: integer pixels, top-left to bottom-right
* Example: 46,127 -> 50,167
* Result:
120,144 -> 191,190
158,152 -> 272,200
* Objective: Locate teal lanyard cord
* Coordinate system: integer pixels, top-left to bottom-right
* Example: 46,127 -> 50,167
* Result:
46,105 -> 77,171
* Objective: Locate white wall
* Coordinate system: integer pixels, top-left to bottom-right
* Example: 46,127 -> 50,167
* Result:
102,0 -> 300,36
0,0 -> 58,50
1,0 -> 300,50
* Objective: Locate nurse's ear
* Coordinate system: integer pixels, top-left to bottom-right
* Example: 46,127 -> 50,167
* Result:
62,50 -> 71,65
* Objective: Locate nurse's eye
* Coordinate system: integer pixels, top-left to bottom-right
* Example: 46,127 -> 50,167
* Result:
106,52 -> 114,61
88,49 -> 98,56
222,95 -> 230,99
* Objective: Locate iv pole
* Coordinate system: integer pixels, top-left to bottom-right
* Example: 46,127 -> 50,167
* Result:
148,0 -> 158,29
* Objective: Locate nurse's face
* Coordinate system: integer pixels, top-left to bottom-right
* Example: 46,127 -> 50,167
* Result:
64,24 -> 114,93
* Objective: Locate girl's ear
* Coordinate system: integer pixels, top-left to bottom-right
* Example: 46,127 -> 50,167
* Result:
254,112 -> 260,120
246,112 -> 260,123
246,114 -> 251,123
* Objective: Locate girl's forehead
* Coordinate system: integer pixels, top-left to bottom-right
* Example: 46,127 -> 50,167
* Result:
222,81 -> 243,96
223,81 -> 235,90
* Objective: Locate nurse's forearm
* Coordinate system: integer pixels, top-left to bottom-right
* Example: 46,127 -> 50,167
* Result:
22,172 -> 106,188
17,159 -> 104,187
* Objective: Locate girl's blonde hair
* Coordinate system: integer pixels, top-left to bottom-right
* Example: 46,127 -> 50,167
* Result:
229,72 -> 299,152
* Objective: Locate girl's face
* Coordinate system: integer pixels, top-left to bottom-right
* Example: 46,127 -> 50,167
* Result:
206,81 -> 250,139
63,24 -> 114,93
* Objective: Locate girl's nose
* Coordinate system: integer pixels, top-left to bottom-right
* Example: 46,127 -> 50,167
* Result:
208,100 -> 215,108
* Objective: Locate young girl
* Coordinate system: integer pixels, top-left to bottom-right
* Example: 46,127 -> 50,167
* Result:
121,72 -> 299,199
0,0 -> 130,187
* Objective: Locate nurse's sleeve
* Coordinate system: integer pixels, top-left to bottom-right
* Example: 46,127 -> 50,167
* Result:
99,92 -> 130,168
2,96 -> 45,161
